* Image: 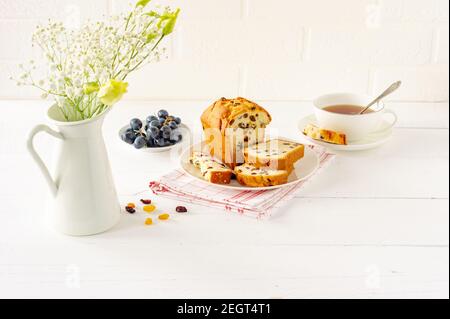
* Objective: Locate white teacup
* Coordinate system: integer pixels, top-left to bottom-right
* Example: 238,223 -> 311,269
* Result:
313,93 -> 398,142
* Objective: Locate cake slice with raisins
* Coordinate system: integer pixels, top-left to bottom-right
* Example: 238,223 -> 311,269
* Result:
244,139 -> 304,171
189,152 -> 233,185
303,124 -> 347,145
234,164 -> 289,187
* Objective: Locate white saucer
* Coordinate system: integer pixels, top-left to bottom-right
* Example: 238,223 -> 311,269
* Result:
179,139 -> 320,191
298,114 -> 393,152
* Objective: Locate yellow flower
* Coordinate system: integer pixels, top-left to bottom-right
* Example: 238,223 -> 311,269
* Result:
98,79 -> 128,106
162,8 -> 180,36
83,82 -> 100,94
136,0 -> 151,7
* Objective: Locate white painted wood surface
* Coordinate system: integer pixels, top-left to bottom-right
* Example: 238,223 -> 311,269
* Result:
0,100 -> 448,298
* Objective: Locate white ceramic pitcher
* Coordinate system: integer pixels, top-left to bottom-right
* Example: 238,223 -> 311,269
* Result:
27,105 -> 120,236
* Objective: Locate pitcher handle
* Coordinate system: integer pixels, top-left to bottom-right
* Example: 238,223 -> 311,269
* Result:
26,124 -> 64,197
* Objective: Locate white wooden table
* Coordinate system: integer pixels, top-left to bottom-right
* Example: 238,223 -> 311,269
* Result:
0,100 -> 448,299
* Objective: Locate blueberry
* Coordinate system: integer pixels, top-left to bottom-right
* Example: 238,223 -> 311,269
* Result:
154,137 -> 166,147
147,137 -> 155,148
130,118 -> 143,130
133,136 -> 147,149
161,125 -> 171,133
125,127 -> 134,133
146,115 -> 158,124
158,117 -> 166,125
157,109 -> 169,119
168,121 -> 178,130
161,125 -> 171,138
147,126 -> 160,138
122,131 -> 137,144
148,120 -> 160,128
174,117 -> 182,125
170,129 -> 182,143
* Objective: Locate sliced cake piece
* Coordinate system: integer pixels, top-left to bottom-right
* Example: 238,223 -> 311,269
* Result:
234,164 -> 290,187
189,152 -> 233,185
244,139 -> 304,171
303,124 -> 347,145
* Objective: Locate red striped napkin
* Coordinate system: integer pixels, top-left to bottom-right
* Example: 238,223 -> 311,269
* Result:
149,145 -> 334,219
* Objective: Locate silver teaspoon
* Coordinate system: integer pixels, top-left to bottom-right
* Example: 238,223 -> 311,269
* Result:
360,81 -> 402,114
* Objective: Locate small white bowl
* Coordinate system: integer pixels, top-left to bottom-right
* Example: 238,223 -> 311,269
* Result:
118,123 -> 190,153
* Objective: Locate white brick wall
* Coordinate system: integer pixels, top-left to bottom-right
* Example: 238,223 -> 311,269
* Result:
0,0 -> 448,102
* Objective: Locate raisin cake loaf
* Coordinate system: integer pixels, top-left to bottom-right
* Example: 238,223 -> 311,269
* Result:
201,97 -> 272,168
234,164 -> 289,187
244,139 -> 304,171
190,152 -> 233,184
303,124 -> 347,145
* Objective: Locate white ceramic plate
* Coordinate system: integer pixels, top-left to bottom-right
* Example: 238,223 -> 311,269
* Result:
298,114 -> 393,152
119,123 -> 190,153
180,139 -> 320,191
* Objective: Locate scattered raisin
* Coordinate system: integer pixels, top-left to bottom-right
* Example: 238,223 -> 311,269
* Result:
250,115 -> 256,122
159,213 -> 170,220
140,199 -> 152,205
243,113 -> 248,118
176,206 -> 188,213
125,206 -> 136,214
143,205 -> 156,213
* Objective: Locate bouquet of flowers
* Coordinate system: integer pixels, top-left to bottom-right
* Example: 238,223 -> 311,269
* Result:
12,0 -> 179,121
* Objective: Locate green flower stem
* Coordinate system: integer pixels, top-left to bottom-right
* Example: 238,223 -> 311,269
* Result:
30,83 -> 66,98
121,34 -> 164,80
112,10 -> 134,72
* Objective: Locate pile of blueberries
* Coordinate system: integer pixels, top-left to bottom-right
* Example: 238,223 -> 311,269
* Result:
121,109 -> 183,149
